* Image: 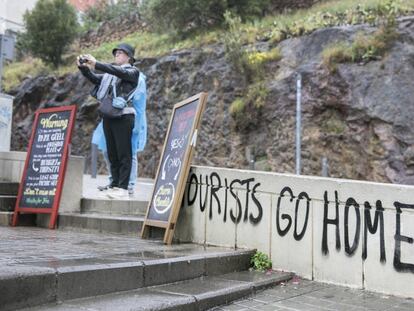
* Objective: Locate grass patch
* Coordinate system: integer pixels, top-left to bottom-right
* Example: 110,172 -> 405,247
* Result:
2,58 -> 48,92
322,43 -> 353,72
323,24 -> 398,71
229,98 -> 245,116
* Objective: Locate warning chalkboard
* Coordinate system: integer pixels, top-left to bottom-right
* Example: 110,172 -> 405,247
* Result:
12,105 -> 76,229
142,93 -> 207,244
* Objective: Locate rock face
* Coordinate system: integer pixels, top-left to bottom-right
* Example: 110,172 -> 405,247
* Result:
9,17 -> 414,184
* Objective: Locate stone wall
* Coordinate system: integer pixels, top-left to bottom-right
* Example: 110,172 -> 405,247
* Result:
175,166 -> 414,298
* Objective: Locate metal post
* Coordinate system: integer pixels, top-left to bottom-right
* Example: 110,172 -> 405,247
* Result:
0,35 -> 4,92
91,143 -> 98,178
295,73 -> 302,175
322,157 -> 329,177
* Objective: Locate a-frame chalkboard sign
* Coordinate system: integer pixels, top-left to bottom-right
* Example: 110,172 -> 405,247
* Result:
141,92 -> 207,244
12,105 -> 76,229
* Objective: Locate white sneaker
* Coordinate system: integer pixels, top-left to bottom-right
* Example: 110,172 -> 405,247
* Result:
106,187 -> 129,200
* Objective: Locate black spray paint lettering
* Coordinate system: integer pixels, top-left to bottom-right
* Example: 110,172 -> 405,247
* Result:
344,197 -> 361,256
322,192 -> 389,263
186,174 -> 413,273
276,187 -> 310,241
186,173 -> 263,225
322,191 -> 341,255
363,201 -> 386,263
322,191 -> 386,263
393,202 -> 414,273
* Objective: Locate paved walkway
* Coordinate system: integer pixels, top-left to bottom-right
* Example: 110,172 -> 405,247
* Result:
212,277 -> 414,311
82,175 -> 154,201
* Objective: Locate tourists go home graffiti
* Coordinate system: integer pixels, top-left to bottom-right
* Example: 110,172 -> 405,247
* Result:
185,171 -> 414,274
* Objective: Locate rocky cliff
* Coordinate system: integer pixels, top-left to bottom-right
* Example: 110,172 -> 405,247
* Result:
9,17 -> 414,184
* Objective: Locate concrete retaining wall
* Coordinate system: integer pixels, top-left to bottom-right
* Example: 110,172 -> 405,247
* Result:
175,166 -> 414,298
0,151 -> 84,213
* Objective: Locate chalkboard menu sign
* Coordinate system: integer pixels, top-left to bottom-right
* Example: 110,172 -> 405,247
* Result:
142,93 -> 207,244
12,105 -> 76,229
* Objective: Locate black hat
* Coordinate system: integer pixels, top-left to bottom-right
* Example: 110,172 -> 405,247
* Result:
112,43 -> 135,62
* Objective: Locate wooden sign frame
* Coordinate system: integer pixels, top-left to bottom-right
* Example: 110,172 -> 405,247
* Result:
12,105 -> 77,229
141,92 -> 207,244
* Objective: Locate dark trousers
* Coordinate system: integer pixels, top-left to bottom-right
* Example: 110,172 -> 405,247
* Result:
103,114 -> 134,189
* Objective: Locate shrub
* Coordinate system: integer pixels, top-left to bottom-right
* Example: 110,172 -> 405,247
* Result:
222,11 -> 249,76
229,98 -> 245,116
229,82 -> 269,130
141,0 -> 270,35
18,0 -> 79,68
223,12 -> 282,83
245,47 -> 282,79
251,251 -> 272,271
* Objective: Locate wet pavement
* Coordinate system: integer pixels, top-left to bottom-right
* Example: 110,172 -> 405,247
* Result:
211,277 -> 414,311
0,226 -> 243,269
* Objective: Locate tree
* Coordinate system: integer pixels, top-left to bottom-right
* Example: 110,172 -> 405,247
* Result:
19,0 -> 79,67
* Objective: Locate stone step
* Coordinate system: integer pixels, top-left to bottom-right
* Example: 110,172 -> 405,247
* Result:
81,197 -> 148,216
0,211 -> 36,226
57,213 -> 145,235
0,195 -> 16,211
0,211 -> 146,236
0,182 -> 19,195
20,271 -> 292,311
1,246 -> 258,311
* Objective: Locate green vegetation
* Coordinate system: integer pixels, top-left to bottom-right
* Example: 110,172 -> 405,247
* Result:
81,0 -> 139,30
5,0 -> 414,91
229,98 -> 245,116
2,59 -> 47,92
141,0 -> 269,35
250,251 -> 272,271
223,11 -> 281,81
17,0 -> 79,68
322,0 -> 399,72
229,82 -> 269,130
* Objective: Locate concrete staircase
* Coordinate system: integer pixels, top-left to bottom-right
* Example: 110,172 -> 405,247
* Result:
0,179 -> 149,234
0,226 -> 293,311
0,182 -> 18,210
0,179 -> 293,310
21,270 -> 292,311
0,181 -> 19,225
57,197 -> 148,235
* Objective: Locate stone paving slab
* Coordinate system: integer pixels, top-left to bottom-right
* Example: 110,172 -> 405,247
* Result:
211,277 -> 414,311
18,271 -> 292,311
0,227 -> 254,310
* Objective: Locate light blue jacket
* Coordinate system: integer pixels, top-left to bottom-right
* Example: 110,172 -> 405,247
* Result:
92,73 -> 147,154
